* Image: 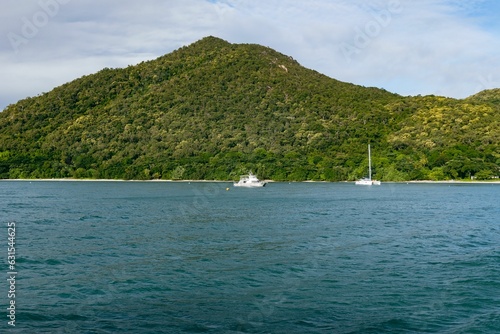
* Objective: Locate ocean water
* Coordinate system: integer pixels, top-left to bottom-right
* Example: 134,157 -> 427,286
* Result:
1,181 -> 499,333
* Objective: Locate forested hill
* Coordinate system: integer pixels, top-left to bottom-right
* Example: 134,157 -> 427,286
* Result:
0,36 -> 499,181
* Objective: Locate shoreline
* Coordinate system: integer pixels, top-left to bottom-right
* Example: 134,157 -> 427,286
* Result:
404,180 -> 500,184
1,178 -> 499,184
0,178 -> 232,183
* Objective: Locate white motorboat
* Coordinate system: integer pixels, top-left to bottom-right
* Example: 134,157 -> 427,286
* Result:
233,172 -> 266,187
355,144 -> 381,185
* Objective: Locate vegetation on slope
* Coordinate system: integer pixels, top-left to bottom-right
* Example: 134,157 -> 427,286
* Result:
0,36 -> 498,181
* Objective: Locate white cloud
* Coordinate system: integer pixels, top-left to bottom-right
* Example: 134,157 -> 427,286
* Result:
1,0 -> 499,109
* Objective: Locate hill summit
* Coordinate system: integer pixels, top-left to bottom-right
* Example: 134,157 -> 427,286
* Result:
0,36 -> 498,181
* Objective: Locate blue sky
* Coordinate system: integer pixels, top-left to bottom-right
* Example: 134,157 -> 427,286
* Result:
1,0 -> 499,110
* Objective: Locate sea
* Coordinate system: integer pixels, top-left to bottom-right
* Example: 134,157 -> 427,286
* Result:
1,180 -> 499,333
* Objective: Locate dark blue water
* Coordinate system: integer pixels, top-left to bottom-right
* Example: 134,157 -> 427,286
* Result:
1,181 -> 499,333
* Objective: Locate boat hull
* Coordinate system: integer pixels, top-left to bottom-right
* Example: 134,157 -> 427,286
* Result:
355,179 -> 381,185
233,181 -> 266,187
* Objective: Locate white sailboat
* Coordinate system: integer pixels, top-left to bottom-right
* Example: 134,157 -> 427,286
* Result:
355,144 -> 381,185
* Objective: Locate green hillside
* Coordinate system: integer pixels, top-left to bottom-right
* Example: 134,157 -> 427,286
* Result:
0,36 -> 498,181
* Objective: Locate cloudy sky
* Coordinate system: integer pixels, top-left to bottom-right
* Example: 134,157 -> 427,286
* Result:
1,0 -> 499,110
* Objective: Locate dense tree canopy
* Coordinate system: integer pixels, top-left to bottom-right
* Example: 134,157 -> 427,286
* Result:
0,36 -> 498,181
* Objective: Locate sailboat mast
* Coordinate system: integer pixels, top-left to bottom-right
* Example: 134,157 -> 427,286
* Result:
368,144 -> 372,180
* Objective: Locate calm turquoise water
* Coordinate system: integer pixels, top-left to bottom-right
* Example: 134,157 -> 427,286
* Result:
1,181 -> 499,333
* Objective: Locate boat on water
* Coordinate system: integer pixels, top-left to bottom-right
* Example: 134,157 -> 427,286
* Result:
355,144 -> 381,185
355,178 -> 381,186
233,172 -> 266,187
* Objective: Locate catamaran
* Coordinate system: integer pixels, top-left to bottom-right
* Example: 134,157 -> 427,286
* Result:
355,144 -> 381,185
